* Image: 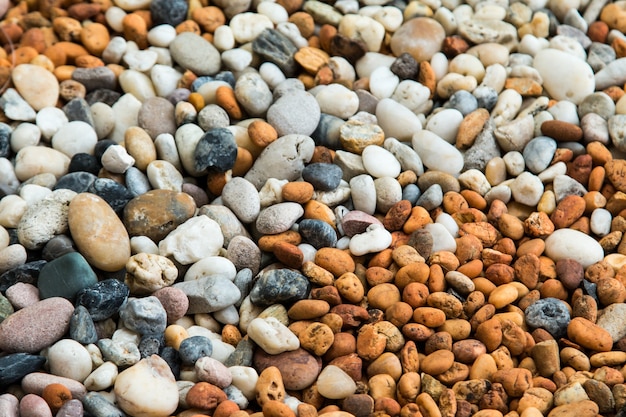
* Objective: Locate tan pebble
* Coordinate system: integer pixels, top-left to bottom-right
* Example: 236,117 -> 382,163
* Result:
504,77 -> 542,96
75,55 -> 104,68
335,272 -> 364,303
367,351 -> 402,381
367,283 -> 401,311
402,206 -> 433,234
295,46 -> 330,74
302,261 -> 334,287
289,11 -> 315,38
547,399 -> 598,417
192,6 -> 226,33
176,20 -> 201,35
413,306 -> 446,328
488,283 -> 519,309
80,22 -> 110,56
215,86 -> 242,120
417,61 -> 436,98
164,324 -> 188,350
59,79 -> 86,101
315,248 -> 355,277
288,299 -> 330,320
282,181 -> 314,203
587,142 -> 612,166
303,200 -> 336,227
567,317 -> 613,352
273,241 -> 304,269
124,127 -> 156,171
256,366 -> 286,407
524,211 -> 555,238
221,324 -> 242,346
299,322 -> 335,356
263,400 -> 296,417
185,382 -> 227,410
492,368 -> 533,397
232,147 -> 253,177
475,317 -> 502,352
339,120 -> 385,154
356,324 -> 387,361
440,319 -> 472,341
416,392 -> 441,417
550,195 -> 586,229
122,13 -> 148,49
590,351 -> 626,367
498,213 -> 525,240
54,41 -> 89,64
421,350 -> 454,375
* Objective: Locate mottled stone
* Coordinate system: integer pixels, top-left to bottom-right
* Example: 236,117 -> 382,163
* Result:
0,353 -> 46,386
249,268 -> 311,306
194,128 -> 238,174
75,279 -> 130,321
298,219 -> 338,249
253,29 -> 298,77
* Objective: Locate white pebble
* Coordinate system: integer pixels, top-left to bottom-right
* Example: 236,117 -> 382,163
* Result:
590,208 -> 612,237
19,184 -> 51,205
221,48 -> 253,72
374,6 -> 404,32
102,36 -> 127,64
315,84 -> 359,119
35,107 -> 68,141
159,215 -> 224,265
425,222 -> 457,252
229,366 -> 258,400
509,172 -> 544,206
316,365 -> 357,400
213,25 -> 235,51
338,14 -> 385,52
430,52 -> 449,81
426,109 -> 463,143
146,160 -> 183,191
229,12 -> 274,44
51,121 -> 97,157
246,317 -> 300,355
119,69 -> 156,102
355,52 -> 396,78
151,64 -> 183,98
362,145 -> 401,178
91,102 -> 116,140
435,212 -> 459,238
130,235 -> 159,255
123,49 -> 158,72
147,24 -> 177,47
101,145 -> 135,174
349,224 -> 392,256
544,228 -> 604,268
0,195 -> 27,228
47,339 -> 93,382
376,98 -> 422,142
184,256 -> 237,282
257,2 -> 288,24
276,22 -> 308,49
350,174 -> 377,215
84,361 -> 119,391
412,130 -> 464,176
105,6 -> 126,33
548,100 -> 580,125
11,122 -> 40,152
391,80 -> 432,114
259,62 -> 286,89
503,151 -> 526,176
370,66 -> 400,99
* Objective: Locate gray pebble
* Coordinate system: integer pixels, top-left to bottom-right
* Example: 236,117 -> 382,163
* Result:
525,297 -> 570,339
173,276 -> 241,314
97,338 -> 141,367
581,113 -> 610,145
578,92 -> 615,120
609,114 -> 626,152
374,176 -> 402,213
119,296 -> 167,335
267,90 -> 321,137
197,104 -> 230,131
444,90 -> 478,115
82,392 -> 126,417
170,32 -> 221,76
523,136 -> 557,174
227,235 -> 261,276
463,119 -> 499,171
70,305 -> 98,345
311,113 -> 344,149
553,174 -> 587,202
72,67 -> 117,92
416,184 -> 443,210
587,42 -> 616,72
235,72 -> 273,117
256,202 -> 304,234
138,97 -> 177,139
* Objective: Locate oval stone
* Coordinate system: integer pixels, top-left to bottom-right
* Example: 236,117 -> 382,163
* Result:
533,48 -> 595,105
12,64 -> 59,111
544,229 -> 604,268
253,348 -> 322,391
249,268 -> 311,306
123,189 -> 196,242
68,193 -> 130,272
0,297 -> 74,353
38,252 -> 97,300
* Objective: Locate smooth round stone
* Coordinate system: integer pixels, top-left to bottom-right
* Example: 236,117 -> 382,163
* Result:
235,72 -> 273,117
590,208 -> 612,237
36,107 -> 68,140
169,32 -> 221,76
194,128 -> 238,174
316,365 -> 357,400
267,90 -> 321,136
247,317 -> 300,355
533,48 -> 595,104
68,193 -> 130,272
412,130 -> 464,176
47,339 -> 92,382
14,146 -> 70,182
545,228 -> 604,268
315,84 -> 359,119
55,398 -> 83,417
253,348 -> 321,391
97,338 -> 140,367
2,88 -> 36,121
525,298 -> 571,339
17,189 -> 75,250
221,177 -> 261,223
250,268 -> 310,306
199,205 -> 251,247
5,282 -> 39,309
137,97 -> 177,140
83,361 -> 118,392
19,393 -> 52,417
376,98 -> 422,142
302,163 -> 343,191
63,98 -> 94,126
173,276 -> 240,314
178,335 -> 213,365
82,392 -> 125,417
75,279 -> 130,321
11,64 -> 59,111
114,355 -> 178,417
0,297 -> 74,353
119,70 -> 157,102
595,57 -> 626,90
158,215 -> 224,265
184,256 -> 236,282
509,172 -> 544,206
362,145 -> 401,178
523,136 -> 557,174
0,244 -> 26,275
10,122 -> 40,153
70,305 -> 98,344
38,252 -> 97,300
384,138 -> 424,176
256,202 -> 304,235
123,189 -> 196,242
426,109 -> 463,143
197,104 -> 229,131
299,219 -> 338,249
147,24 -> 177,48
609,115 -> 626,152
151,65 -> 183,98
52,120 -> 98,158
68,153 -> 100,175
0,354 -> 46,386
390,17 -> 445,62
195,356 -> 232,388
227,236 -> 262,276
369,66 -> 400,100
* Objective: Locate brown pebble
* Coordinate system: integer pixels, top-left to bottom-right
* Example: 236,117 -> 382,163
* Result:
186,382 -> 227,410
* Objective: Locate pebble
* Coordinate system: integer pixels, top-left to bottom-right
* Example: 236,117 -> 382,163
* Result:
544,228 -> 605,267
46,339 -> 92,382
267,90 -> 321,136
38,252 -> 97,300
169,32 -> 221,76
0,298 -> 74,353
114,355 -> 178,417
412,130 -> 464,176
316,365 -> 357,399
247,317 -> 300,355
173,276 -> 240,314
362,145 -> 401,178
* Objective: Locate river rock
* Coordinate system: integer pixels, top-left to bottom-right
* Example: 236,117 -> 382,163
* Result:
533,48 -> 595,104
544,228 -> 604,268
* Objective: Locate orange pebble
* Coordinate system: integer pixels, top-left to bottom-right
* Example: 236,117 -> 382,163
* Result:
232,146 -> 254,177
122,13 -> 148,49
191,6 -> 226,33
215,86 -> 242,120
188,92 -> 205,112
213,400 -> 241,417
282,181 -> 314,203
75,54 -> 104,68
41,383 -> 72,413
248,120 -> 278,147
12,46 -> 39,65
176,19 -> 201,35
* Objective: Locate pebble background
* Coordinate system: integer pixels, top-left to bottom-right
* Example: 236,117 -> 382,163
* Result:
2,0 -> 626,416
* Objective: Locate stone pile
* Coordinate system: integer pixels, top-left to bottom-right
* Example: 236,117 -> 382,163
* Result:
1,0 -> 626,417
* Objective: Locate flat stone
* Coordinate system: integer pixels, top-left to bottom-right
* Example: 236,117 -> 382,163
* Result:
173,276 -> 241,314
0,353 -> 46,386
252,29 -> 299,77
169,32 -> 221,76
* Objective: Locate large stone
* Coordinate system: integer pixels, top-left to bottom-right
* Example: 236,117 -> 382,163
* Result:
38,252 -> 98,300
